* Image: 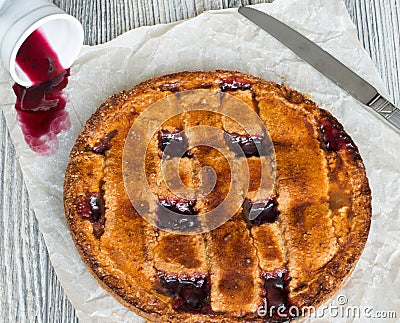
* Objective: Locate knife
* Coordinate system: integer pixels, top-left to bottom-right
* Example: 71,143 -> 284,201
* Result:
238,6 -> 400,132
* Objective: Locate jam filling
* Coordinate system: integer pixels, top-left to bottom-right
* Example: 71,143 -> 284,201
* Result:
159,83 -> 180,92
159,197 -> 197,215
319,117 -> 359,158
261,269 -> 293,317
158,272 -> 211,313
262,269 -> 290,309
243,197 -> 280,225
219,77 -> 253,92
92,130 -> 118,154
76,192 -> 106,239
224,132 -> 269,157
158,129 -> 190,157
157,197 -> 199,232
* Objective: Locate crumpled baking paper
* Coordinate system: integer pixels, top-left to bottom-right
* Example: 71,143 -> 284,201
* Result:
0,0 -> 399,322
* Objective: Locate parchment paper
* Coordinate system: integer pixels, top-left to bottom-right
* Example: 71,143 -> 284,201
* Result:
1,0 -> 399,322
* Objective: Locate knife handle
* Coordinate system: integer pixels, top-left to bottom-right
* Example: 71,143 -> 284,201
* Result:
368,95 -> 400,131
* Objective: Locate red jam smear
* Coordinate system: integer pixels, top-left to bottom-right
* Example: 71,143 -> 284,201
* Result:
76,192 -> 106,239
158,272 -> 211,313
13,28 -> 71,156
219,77 -> 252,92
319,117 -> 359,159
243,196 -> 280,225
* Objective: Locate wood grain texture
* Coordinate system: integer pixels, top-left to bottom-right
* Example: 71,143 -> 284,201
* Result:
0,117 -> 79,323
0,0 -> 398,322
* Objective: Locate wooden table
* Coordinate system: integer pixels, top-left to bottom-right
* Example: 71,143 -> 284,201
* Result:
1,0 -> 399,321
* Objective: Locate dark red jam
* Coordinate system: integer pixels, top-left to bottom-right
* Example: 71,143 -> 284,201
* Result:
13,70 -> 70,156
76,192 -> 104,223
92,130 -> 118,154
158,129 -> 190,157
76,192 -> 106,239
261,269 -> 294,319
243,197 -> 280,225
263,270 -> 289,308
158,197 -> 197,215
319,118 -> 359,159
158,272 -> 211,313
16,28 -> 64,84
159,83 -> 180,92
219,77 -> 252,92
224,132 -> 270,157
157,197 -> 199,232
13,28 -> 71,156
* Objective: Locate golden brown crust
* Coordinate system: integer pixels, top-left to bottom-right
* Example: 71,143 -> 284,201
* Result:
64,70 -> 371,322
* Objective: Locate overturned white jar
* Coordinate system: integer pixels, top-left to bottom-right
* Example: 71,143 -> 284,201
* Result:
0,0 -> 84,87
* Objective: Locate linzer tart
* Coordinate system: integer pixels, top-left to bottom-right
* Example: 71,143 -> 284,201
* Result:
64,70 -> 371,322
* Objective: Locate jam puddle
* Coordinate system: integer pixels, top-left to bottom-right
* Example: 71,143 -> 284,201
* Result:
12,28 -> 71,156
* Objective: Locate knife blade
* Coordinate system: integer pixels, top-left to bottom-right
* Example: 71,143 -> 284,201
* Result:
238,6 -> 400,132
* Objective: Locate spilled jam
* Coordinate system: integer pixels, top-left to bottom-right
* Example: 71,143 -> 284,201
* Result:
12,28 -> 71,156
16,28 -> 64,83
